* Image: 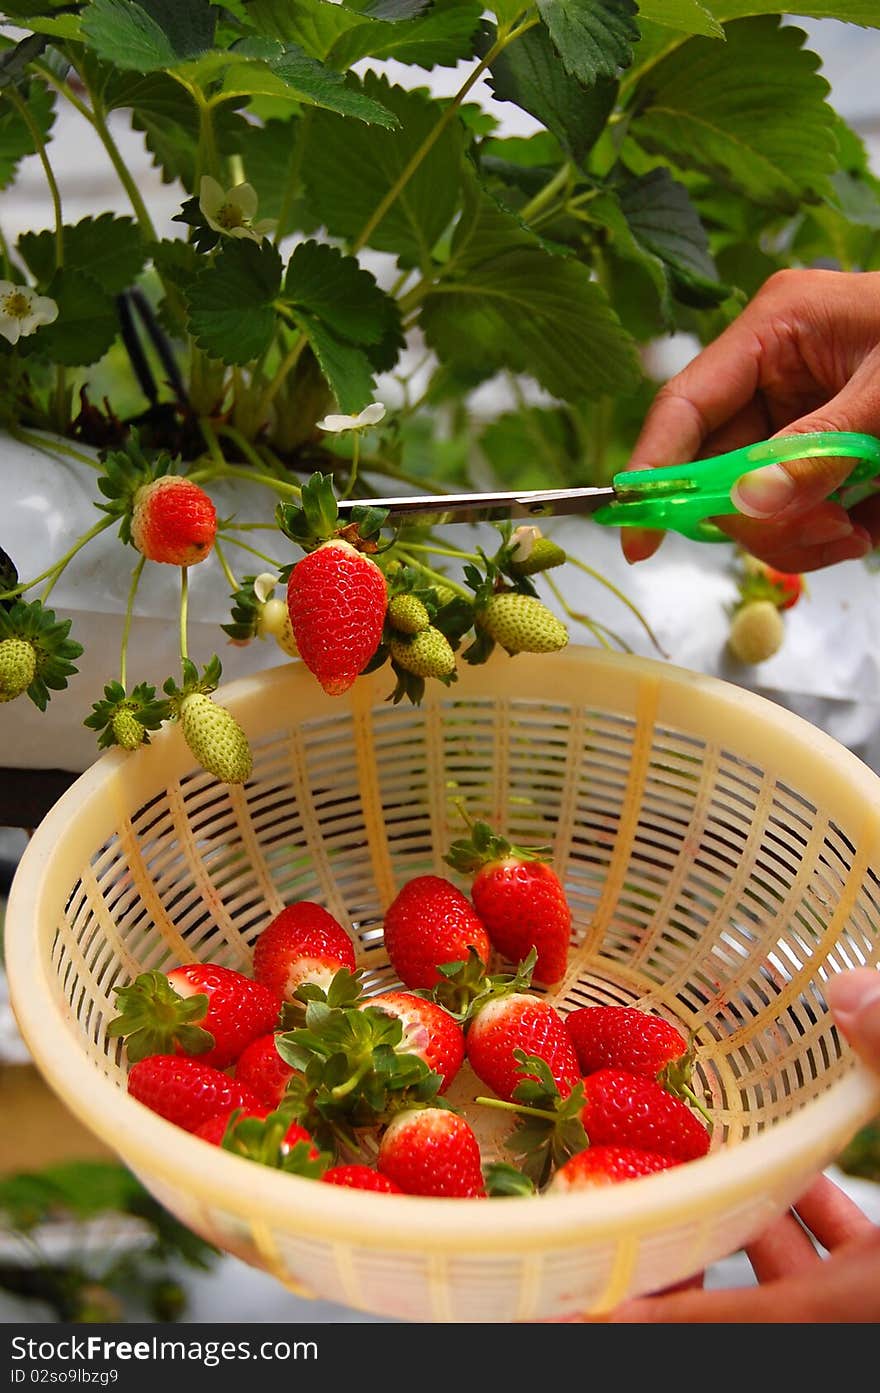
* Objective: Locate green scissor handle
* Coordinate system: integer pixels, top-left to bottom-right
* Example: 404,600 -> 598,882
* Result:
592,431 -> 880,541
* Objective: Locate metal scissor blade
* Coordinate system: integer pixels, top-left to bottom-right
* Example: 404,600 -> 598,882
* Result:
334,484 -> 617,529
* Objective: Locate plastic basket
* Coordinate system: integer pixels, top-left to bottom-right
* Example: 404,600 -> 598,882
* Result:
6,647 -> 880,1323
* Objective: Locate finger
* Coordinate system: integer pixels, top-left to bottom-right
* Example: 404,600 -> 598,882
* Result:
826,967 -> 880,1072
744,1210 -> 820,1283
621,526 -> 664,564
847,491 -> 880,545
717,516 -> 872,574
792,1174 -> 876,1250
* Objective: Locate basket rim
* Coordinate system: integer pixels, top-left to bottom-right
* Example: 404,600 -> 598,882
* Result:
7,647 -> 880,1254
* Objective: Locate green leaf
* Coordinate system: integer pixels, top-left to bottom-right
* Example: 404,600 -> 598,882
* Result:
18,214 -> 146,294
81,0 -> 217,72
237,116 -> 318,230
219,45 -> 400,126
293,315 -> 376,414
637,0 -> 723,36
0,32 -> 47,90
187,238 -> 282,364
710,2 -> 880,24
616,167 -> 729,305
480,406 -> 585,489
628,17 -> 837,210
244,0 -> 481,70
283,239 -> 400,348
102,70 -> 249,190
0,79 -> 54,191
420,246 -> 642,401
302,73 -> 464,267
486,22 -> 617,164
536,0 -> 639,84
33,268 -> 118,367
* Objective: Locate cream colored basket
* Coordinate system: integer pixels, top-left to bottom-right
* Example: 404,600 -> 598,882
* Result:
7,648 -> 880,1323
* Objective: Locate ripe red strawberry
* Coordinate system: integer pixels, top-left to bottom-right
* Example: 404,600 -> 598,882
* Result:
382,874 -> 490,989
287,540 -> 387,696
377,1108 -> 486,1198
565,1005 -> 689,1083
445,820 -> 570,984
252,902 -> 357,1001
322,1165 -> 404,1194
195,1107 -> 316,1158
127,1054 -> 262,1133
131,476 -> 216,566
579,1069 -> 712,1161
108,964 -> 281,1068
466,994 -> 580,1103
550,1144 -> 681,1192
762,566 -> 804,610
233,1032 -> 296,1108
366,991 -> 465,1091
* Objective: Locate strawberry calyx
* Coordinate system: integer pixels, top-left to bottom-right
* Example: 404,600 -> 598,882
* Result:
95,433 -> 179,546
162,654 -> 222,712
216,1108 -> 331,1176
476,1050 -> 588,1188
276,471 -> 388,555
483,1162 -> 537,1197
280,966 -> 366,1027
419,946 -> 537,1024
659,1038 -> 713,1126
84,680 -> 171,750
444,817 -> 552,876
0,598 -> 83,711
107,970 -> 214,1063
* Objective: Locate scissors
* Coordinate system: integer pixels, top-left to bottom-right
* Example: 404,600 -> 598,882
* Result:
335,432 -> 880,541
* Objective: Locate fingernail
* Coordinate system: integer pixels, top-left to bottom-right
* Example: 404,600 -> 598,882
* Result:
826,969 -> 880,1028
732,464 -> 798,518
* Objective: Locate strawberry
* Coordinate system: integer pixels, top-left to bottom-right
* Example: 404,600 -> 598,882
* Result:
508,530 -> 567,577
579,1069 -> 712,1162
388,627 -> 456,679
256,596 -> 299,657
566,1005 -> 690,1083
727,600 -> 784,664
194,1105 -> 270,1144
550,1144 -> 681,1192
366,991 -> 465,1091
382,874 -> 490,990
108,964 -> 281,1068
377,1108 -> 486,1198
234,1032 -> 296,1108
388,593 -> 430,635
476,593 -> 568,655
127,1054 -> 262,1133
252,902 -> 357,1001
322,1165 -> 404,1194
0,636 -> 36,703
111,706 -> 147,749
739,555 -> 805,611
466,993 -> 580,1103
761,566 -> 804,610
445,819 -> 570,985
287,540 -> 387,696
131,476 -> 216,566
195,1106 -> 316,1155
180,691 -> 252,784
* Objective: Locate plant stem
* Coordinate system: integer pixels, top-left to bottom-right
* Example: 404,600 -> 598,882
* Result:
179,566 -> 189,667
190,460 -> 301,498
216,424 -> 273,473
474,1095 -> 557,1122
9,427 -> 102,470
1,516 -> 114,602
397,540 -> 478,563
339,432 -> 361,501
544,574 -> 629,653
256,334 -> 306,422
7,87 -> 63,268
393,550 -> 472,600
212,536 -> 238,592
88,101 -> 158,243
518,162 -> 572,223
218,532 -> 283,568
198,415 -> 227,470
564,554 -> 667,656
351,16 -> 538,255
120,555 -> 146,689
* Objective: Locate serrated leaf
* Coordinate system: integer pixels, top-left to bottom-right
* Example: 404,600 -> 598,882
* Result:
31,268 -> 118,367
103,70 -> 249,190
293,315 -> 376,414
18,214 -> 146,294
81,0 -> 217,72
711,2 -> 880,24
0,79 -> 54,191
485,21 -> 617,164
283,239 -> 400,347
536,0 -> 639,85
219,45 -> 400,126
187,238 -> 282,364
638,0 -> 722,36
302,72 -> 463,267
420,247 -> 641,401
616,167 -> 729,305
329,0 -> 484,69
0,32 -> 47,90
629,16 -> 838,210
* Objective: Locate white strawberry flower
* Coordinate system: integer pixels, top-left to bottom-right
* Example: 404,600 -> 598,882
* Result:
253,572 -> 280,604
316,402 -> 386,433
198,176 -> 276,242
510,525 -> 543,562
0,281 -> 58,345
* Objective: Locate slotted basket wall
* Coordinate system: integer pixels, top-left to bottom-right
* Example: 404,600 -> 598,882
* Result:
6,648 -> 880,1323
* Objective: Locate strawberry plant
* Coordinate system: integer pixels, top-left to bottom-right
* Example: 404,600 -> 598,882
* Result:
1,2 -> 878,779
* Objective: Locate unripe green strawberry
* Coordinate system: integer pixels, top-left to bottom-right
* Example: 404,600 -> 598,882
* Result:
0,637 -> 36,702
388,593 -> 431,635
180,692 -> 252,784
728,600 -> 784,665
388,626 -> 456,678
257,597 -> 298,657
432,583 -> 457,608
509,536 -> 567,577
111,706 -> 146,750
478,593 -> 568,655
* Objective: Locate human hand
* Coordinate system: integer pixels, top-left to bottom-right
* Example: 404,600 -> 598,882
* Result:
624,268 -> 880,572
601,968 -> 880,1323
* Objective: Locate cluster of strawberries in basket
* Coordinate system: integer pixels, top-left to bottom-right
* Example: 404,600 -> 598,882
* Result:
114,820 -> 712,1198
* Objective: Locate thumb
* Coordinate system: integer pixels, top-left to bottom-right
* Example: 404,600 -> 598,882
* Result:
826,969 -> 880,1075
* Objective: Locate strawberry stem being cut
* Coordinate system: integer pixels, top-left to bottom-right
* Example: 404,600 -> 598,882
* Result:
107,970 -> 213,1063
